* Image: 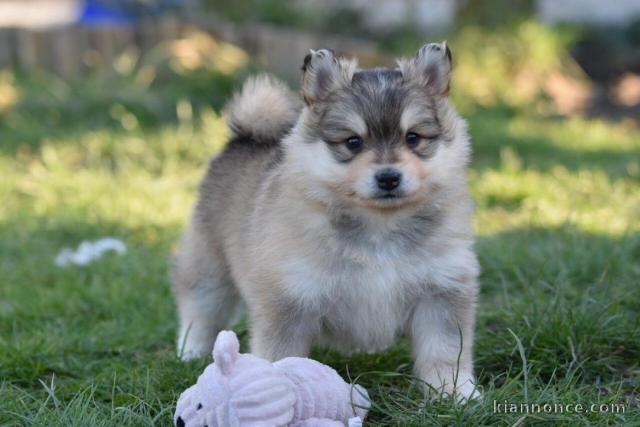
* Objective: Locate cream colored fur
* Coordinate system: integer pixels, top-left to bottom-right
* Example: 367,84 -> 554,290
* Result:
173,43 -> 481,401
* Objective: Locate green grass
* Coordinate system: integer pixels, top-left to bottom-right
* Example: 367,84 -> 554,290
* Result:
1,24 -> 640,426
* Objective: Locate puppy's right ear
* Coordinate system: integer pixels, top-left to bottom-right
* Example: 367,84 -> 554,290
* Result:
301,49 -> 353,105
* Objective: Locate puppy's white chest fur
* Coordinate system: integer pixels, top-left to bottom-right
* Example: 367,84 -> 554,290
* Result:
278,221 -> 442,352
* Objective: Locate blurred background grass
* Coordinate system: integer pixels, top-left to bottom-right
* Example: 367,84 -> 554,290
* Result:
0,0 -> 639,425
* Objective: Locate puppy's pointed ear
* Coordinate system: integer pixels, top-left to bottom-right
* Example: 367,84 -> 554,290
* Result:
301,49 -> 354,105
400,42 -> 452,96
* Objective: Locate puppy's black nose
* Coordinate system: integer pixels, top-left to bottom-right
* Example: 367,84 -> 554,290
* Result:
375,168 -> 402,191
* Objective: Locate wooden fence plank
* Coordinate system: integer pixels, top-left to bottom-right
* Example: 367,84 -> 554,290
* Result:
0,13 -> 385,79
15,29 -> 38,69
50,26 -> 85,77
0,29 -> 12,69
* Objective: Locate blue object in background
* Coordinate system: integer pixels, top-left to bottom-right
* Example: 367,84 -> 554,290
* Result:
79,1 -> 137,26
78,0 -> 185,26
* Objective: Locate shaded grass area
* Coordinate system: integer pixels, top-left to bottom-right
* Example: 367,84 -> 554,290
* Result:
1,29 -> 640,427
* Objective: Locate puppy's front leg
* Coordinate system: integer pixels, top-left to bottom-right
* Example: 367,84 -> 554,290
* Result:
408,283 -> 479,400
250,302 -> 318,362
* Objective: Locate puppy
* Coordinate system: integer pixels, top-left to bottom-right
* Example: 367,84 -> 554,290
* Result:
173,43 -> 480,399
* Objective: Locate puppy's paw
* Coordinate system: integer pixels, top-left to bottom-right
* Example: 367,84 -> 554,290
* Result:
420,370 -> 481,403
176,332 -> 212,361
453,378 -> 482,403
178,348 -> 208,362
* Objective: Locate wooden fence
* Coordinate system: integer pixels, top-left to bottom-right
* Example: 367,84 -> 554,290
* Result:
0,11 -> 384,80
0,15 -> 184,77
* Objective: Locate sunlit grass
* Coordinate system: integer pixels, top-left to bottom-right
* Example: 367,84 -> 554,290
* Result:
1,21 -> 639,425
2,97 -> 638,424
1,111 -> 228,229
508,116 -> 640,152
472,164 -> 640,236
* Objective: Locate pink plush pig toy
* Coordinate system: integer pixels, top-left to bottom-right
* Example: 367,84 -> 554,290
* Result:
174,330 -> 370,427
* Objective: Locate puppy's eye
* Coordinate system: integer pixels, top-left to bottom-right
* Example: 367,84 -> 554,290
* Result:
406,132 -> 421,148
345,136 -> 363,153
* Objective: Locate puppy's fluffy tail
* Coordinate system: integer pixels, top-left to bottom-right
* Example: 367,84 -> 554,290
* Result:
226,75 -> 301,144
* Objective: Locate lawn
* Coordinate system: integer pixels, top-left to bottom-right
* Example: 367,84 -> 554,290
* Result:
1,22 -> 639,426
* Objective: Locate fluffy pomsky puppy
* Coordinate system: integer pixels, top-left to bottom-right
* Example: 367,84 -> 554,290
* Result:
173,42 -> 480,399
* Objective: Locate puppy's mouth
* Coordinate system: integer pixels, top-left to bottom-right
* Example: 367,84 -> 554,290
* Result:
377,192 -> 402,200
372,188 -> 407,200
357,190 -> 420,211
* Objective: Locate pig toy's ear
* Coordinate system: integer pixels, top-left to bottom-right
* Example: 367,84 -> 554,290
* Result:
400,41 -> 453,97
213,330 -> 240,375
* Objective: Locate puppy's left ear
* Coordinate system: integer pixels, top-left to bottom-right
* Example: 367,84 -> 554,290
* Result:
301,49 -> 355,105
400,42 -> 452,96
